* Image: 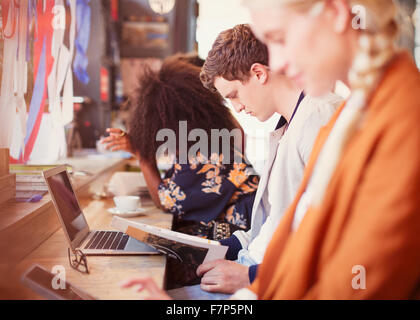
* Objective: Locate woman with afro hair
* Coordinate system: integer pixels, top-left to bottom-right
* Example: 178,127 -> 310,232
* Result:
102,54 -> 259,235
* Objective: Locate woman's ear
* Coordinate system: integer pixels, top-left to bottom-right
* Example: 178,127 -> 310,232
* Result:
327,0 -> 352,34
250,63 -> 269,84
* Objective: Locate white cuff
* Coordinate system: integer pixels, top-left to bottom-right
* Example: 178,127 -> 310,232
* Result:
229,288 -> 258,300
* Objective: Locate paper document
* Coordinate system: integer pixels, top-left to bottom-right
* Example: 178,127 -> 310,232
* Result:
111,216 -> 228,266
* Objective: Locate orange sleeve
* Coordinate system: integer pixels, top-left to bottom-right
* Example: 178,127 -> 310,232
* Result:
302,114 -> 420,299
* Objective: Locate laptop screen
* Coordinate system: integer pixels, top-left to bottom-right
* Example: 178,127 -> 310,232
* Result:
46,170 -> 89,241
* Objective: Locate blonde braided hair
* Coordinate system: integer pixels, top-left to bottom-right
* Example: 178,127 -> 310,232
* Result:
310,1 -> 398,206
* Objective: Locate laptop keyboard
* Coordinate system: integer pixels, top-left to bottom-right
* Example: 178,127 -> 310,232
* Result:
84,231 -> 129,251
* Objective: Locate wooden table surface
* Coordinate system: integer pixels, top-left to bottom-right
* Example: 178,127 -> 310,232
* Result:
0,156 -> 130,297
10,196 -> 173,300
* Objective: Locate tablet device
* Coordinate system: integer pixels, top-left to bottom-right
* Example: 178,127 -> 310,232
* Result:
21,264 -> 97,300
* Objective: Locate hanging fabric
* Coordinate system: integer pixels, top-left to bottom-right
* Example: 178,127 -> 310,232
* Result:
45,0 -> 76,161
3,0 -> 76,163
0,0 -> 20,151
73,0 -> 91,84
6,0 -> 40,162
21,0 -> 55,162
11,0 -> 30,160
62,0 -> 77,125
2,0 -> 18,39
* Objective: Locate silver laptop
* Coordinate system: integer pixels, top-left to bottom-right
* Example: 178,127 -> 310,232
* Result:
43,165 -> 158,255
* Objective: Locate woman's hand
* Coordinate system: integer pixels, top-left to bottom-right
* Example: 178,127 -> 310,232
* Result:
101,128 -> 133,153
120,277 -> 172,300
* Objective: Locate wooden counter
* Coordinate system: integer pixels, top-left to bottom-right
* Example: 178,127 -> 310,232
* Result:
7,197 -> 172,300
0,156 -> 172,299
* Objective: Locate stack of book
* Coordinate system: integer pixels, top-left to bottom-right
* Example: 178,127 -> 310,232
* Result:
15,173 -> 48,192
10,165 -> 73,202
10,165 -> 57,202
0,149 -> 16,205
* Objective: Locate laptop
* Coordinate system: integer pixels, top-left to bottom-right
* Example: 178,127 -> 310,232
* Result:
43,165 -> 158,255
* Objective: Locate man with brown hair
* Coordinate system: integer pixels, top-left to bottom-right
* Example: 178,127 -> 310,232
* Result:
200,24 -> 294,123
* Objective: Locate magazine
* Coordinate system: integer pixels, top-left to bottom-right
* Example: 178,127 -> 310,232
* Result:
111,216 -> 228,267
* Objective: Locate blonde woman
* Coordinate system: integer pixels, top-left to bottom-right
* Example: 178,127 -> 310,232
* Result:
228,0 -> 420,299
121,0 -> 420,299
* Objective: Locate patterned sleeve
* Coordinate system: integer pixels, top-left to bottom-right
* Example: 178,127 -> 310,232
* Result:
157,153 -> 259,226
157,163 -> 191,216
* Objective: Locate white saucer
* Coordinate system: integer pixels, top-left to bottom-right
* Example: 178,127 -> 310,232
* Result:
107,207 -> 146,218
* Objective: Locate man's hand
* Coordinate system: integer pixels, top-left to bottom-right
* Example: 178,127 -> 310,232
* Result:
101,128 -> 133,153
120,277 -> 172,300
196,259 -> 250,294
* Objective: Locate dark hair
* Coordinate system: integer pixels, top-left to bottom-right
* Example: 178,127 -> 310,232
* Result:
128,55 -> 244,163
200,24 -> 269,92
172,52 -> 205,67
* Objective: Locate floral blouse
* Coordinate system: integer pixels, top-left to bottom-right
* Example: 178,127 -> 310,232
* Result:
157,153 -> 259,230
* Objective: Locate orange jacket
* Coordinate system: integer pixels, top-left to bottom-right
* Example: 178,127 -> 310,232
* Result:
249,51 -> 420,300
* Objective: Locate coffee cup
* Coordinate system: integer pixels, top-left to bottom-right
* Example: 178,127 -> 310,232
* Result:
113,196 -> 140,212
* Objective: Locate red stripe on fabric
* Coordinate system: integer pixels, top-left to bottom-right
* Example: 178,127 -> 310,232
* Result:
23,0 -> 56,162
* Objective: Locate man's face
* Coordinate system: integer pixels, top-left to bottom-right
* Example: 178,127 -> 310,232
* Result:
214,67 -> 275,122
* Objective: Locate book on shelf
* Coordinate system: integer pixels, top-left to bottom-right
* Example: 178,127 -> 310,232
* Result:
16,184 -> 49,192
12,172 -> 48,192
111,216 -> 228,267
10,164 -> 71,173
7,165 -> 64,201
15,181 -> 46,186
15,175 -> 46,183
